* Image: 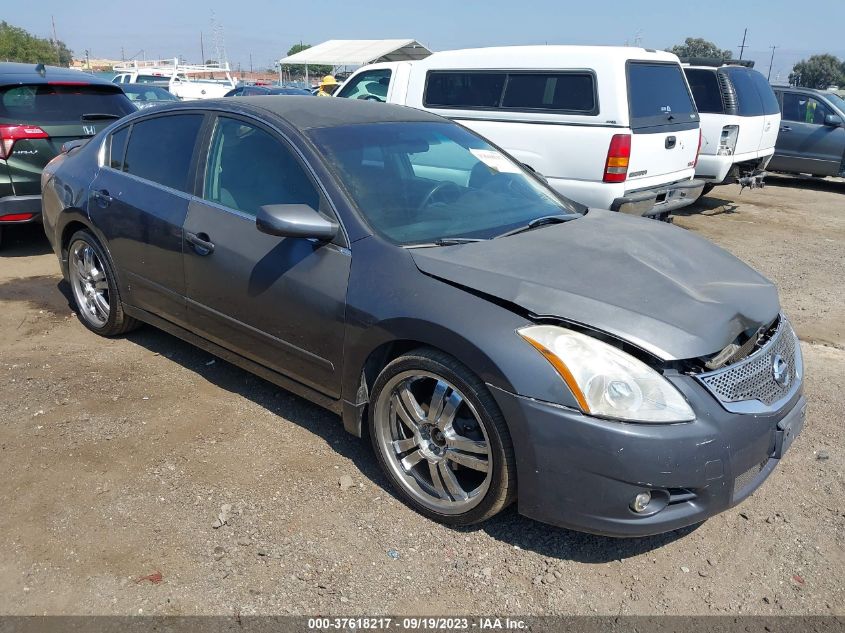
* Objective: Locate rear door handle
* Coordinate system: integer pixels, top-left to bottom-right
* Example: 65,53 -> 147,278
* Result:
93,189 -> 113,206
186,231 -> 215,255
780,126 -> 792,132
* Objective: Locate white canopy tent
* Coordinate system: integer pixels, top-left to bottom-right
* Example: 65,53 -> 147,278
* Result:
279,39 -> 432,83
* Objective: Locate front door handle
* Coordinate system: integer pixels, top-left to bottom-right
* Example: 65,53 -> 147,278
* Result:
780,126 -> 792,132
93,189 -> 113,207
186,231 -> 215,255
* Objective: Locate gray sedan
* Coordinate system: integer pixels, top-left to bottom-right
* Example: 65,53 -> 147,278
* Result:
40,97 -> 805,536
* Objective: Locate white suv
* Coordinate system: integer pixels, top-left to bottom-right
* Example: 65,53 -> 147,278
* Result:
683,60 -> 781,194
337,46 -> 705,219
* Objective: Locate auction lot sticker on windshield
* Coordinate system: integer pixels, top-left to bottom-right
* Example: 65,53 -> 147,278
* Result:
469,149 -> 521,174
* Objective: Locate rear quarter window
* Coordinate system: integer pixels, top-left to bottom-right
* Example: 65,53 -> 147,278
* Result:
684,69 -> 725,114
424,71 -> 597,114
424,72 -> 507,108
628,62 -> 698,130
721,67 -> 764,116
108,126 -> 129,170
501,73 -> 596,113
745,69 -> 780,115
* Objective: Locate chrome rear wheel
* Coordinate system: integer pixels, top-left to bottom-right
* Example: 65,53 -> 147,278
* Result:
69,239 -> 110,328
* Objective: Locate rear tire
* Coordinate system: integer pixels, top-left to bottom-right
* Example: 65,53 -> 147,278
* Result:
701,183 -> 716,197
66,230 -> 139,336
368,348 -> 516,526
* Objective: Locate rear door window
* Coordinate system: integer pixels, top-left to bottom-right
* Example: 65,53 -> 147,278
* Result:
424,72 -> 507,108
336,69 -> 392,102
123,114 -> 203,192
0,84 -> 135,123
684,69 -> 725,114
501,73 -> 596,113
627,62 -> 698,129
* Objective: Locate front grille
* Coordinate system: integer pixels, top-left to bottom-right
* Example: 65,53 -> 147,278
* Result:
698,317 -> 800,407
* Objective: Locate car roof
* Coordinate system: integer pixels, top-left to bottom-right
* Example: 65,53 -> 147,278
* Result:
419,45 -> 680,69
684,64 -> 754,71
771,85 -> 825,94
145,95 -> 447,130
0,62 -> 117,87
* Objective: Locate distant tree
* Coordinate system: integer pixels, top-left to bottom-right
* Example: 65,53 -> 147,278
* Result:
789,54 -> 845,89
281,43 -> 333,79
667,37 -> 733,61
0,21 -> 72,66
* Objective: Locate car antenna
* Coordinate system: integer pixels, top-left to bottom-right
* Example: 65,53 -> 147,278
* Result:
35,63 -> 47,77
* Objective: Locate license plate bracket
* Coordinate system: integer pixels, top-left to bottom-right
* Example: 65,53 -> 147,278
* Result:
774,402 -> 806,459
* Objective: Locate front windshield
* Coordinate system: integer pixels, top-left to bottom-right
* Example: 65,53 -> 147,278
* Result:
308,122 -> 579,245
124,86 -> 177,101
825,93 -> 845,113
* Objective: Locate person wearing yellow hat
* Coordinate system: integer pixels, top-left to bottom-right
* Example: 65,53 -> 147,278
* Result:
316,75 -> 339,97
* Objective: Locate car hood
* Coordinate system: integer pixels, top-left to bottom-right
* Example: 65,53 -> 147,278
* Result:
410,210 -> 779,360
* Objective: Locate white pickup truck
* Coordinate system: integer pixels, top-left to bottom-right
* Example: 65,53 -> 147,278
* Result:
336,46 -> 705,219
112,59 -> 236,101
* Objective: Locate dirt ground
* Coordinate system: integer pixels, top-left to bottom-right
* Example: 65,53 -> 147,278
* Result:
0,175 -> 843,616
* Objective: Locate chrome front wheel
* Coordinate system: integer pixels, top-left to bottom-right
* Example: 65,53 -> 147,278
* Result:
374,370 -> 492,514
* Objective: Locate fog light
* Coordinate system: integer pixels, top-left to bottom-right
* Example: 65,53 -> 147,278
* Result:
631,491 -> 651,513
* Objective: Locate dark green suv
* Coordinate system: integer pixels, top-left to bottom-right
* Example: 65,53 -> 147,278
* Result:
0,63 -> 135,246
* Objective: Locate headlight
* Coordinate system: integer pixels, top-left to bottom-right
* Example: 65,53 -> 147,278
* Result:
518,325 -> 695,423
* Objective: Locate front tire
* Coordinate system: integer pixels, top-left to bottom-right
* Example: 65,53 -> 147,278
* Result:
368,348 -> 516,526
67,230 -> 139,336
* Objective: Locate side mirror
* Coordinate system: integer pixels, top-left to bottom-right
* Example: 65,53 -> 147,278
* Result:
256,204 -> 338,241
824,113 -> 843,127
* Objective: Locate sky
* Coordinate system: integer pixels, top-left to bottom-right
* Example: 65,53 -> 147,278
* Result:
8,0 -> 845,82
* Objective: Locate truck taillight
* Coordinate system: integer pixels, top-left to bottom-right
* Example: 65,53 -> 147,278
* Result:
693,129 -> 703,167
603,134 -> 631,183
0,124 -> 49,160
718,125 -> 739,156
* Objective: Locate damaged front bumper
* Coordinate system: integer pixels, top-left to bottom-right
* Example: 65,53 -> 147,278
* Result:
489,377 -> 805,537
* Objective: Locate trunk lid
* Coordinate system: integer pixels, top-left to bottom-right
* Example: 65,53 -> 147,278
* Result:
0,83 -> 134,195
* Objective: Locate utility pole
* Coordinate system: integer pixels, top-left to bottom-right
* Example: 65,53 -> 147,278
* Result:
51,16 -> 60,64
121,47 -> 125,62
200,32 -> 205,64
738,28 -> 748,60
249,53 -> 253,74
767,45 -> 778,81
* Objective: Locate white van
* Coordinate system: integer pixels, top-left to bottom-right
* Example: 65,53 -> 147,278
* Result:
683,60 -> 781,193
336,46 -> 704,218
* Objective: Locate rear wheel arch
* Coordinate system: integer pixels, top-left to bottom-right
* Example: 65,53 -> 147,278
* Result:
58,215 -> 123,291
